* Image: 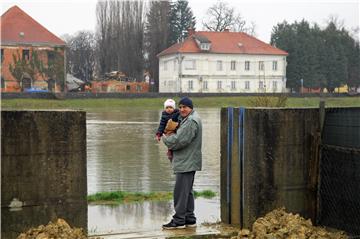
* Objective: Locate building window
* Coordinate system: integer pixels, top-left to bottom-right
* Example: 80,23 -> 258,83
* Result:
1,49 -> 4,63
164,61 -> 168,71
200,43 -> 210,51
126,85 -> 131,91
231,61 -> 236,71
188,80 -> 193,90
259,81 -> 264,89
136,85 -> 142,92
203,81 -> 208,90
231,81 -> 236,90
259,61 -> 264,71
217,80 -> 222,89
22,49 -> 30,61
245,81 -> 250,90
272,81 -> 278,91
245,61 -> 250,71
184,60 -> 196,70
216,61 -> 223,71
47,51 -> 55,61
272,61 -> 278,71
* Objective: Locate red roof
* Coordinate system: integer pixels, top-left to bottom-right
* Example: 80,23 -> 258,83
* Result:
157,31 -> 288,57
1,5 -> 65,46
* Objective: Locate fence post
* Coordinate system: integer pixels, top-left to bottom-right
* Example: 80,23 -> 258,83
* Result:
220,107 -> 232,223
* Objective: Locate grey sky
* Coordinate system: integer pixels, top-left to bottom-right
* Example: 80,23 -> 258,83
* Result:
1,0 -> 359,43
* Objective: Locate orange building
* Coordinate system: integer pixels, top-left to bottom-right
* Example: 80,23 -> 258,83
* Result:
1,6 -> 66,92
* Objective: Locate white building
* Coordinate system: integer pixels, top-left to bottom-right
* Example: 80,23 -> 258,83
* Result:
157,30 -> 288,93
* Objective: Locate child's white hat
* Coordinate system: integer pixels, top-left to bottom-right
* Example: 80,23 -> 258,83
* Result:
164,99 -> 176,109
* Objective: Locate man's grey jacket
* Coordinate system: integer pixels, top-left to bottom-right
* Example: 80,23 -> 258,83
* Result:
162,110 -> 202,173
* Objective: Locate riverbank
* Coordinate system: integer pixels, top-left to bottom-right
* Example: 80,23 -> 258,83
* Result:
2,96 -> 360,111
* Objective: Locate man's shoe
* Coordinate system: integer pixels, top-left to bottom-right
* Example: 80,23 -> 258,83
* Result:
185,221 -> 197,228
162,220 -> 185,230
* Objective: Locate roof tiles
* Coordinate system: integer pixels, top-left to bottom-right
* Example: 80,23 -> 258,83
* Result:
1,5 -> 65,46
158,31 -> 287,57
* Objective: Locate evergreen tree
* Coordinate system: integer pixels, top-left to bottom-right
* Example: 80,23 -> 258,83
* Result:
270,19 -> 358,92
168,0 -> 196,45
145,1 -> 171,92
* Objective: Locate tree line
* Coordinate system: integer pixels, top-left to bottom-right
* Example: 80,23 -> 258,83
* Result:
64,0 -> 359,93
64,0 -> 256,92
271,18 -> 359,92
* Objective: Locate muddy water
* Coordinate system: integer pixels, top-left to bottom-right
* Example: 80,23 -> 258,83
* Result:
87,108 -> 221,234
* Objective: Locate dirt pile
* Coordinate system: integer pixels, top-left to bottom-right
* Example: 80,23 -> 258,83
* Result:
17,218 -> 87,239
234,208 -> 348,239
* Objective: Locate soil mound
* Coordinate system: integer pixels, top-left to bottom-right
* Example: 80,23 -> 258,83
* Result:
17,219 -> 87,239
236,208 -> 348,239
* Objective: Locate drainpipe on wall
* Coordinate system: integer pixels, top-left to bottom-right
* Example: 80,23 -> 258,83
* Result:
64,46 -> 67,93
177,53 -> 184,93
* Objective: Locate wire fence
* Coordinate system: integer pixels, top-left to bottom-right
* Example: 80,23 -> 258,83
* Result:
318,142 -> 360,236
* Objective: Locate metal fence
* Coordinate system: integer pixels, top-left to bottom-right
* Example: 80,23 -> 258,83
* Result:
318,108 -> 360,236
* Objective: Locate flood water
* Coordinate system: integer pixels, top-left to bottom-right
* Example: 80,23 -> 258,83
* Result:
87,108 -> 221,234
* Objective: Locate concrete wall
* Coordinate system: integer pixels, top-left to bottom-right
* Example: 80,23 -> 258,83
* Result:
220,107 -> 360,234
221,107 -> 320,228
1,110 -> 87,238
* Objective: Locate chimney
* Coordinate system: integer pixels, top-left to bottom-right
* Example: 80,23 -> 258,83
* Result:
188,28 -> 195,36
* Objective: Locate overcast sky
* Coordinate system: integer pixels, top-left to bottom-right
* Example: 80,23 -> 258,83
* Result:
1,0 -> 359,43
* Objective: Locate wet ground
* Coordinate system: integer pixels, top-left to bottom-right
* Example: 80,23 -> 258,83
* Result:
88,198 -> 220,236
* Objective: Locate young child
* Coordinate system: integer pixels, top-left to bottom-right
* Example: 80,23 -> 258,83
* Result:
156,99 -> 180,160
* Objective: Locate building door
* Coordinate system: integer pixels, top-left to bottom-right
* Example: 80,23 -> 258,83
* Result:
21,77 -> 32,91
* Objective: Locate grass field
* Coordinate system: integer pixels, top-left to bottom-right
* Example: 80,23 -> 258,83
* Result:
1,96 -> 360,111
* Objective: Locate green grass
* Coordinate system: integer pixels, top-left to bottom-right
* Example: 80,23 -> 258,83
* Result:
87,190 -> 217,204
194,190 -> 217,199
1,96 -> 359,111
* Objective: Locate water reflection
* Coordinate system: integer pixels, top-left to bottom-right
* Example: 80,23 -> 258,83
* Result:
1,108 -> 221,237
86,108 -> 221,234
88,198 -> 219,235
87,108 -> 220,194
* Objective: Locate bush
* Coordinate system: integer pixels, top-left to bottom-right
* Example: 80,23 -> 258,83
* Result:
248,94 -> 288,107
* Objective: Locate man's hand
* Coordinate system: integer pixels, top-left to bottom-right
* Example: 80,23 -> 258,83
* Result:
155,134 -> 161,142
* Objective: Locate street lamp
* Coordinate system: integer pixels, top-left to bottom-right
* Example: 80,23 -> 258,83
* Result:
300,78 -> 303,93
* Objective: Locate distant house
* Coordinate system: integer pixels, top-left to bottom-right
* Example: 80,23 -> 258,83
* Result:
0,5 -> 66,92
91,80 -> 149,93
157,30 -> 288,93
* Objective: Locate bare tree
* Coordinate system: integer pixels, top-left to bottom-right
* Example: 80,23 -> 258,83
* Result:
96,0 -> 146,81
65,31 -> 96,82
202,0 -> 256,35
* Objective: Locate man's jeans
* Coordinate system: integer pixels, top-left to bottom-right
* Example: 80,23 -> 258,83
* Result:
172,171 -> 196,224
